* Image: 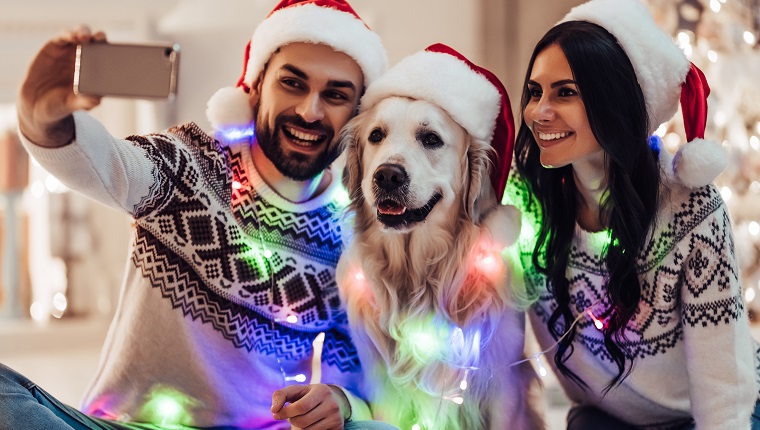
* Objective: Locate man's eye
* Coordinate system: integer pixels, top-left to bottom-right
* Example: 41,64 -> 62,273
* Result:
325,91 -> 348,101
368,128 -> 384,143
282,78 -> 303,89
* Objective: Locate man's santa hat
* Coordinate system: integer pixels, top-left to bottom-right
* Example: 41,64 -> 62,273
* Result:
561,0 -> 726,188
206,0 -> 387,131
359,43 -> 515,198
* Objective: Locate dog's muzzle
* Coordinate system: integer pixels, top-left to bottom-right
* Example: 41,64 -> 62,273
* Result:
372,163 -> 441,229
374,163 -> 408,192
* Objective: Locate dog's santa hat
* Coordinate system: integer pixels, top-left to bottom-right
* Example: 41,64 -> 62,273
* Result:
206,0 -> 387,131
359,43 -> 515,197
560,0 -> 726,188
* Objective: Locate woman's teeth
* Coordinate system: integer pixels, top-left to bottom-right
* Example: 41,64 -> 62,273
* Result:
538,131 -> 570,141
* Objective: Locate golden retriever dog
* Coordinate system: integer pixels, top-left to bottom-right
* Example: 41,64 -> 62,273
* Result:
335,45 -> 543,430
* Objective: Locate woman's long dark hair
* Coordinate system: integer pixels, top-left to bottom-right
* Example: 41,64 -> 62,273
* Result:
515,21 -> 661,391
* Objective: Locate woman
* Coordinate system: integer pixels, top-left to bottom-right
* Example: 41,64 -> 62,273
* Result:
504,0 -> 760,428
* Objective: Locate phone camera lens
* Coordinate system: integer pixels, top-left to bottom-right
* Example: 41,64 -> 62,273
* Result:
164,47 -> 173,57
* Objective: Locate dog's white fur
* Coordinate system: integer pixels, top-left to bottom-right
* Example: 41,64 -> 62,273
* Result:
336,97 -> 543,429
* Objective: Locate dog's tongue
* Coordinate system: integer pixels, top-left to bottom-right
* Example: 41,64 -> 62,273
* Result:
378,201 -> 407,216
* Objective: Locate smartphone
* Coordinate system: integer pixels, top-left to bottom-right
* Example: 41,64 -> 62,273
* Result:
74,42 -> 180,99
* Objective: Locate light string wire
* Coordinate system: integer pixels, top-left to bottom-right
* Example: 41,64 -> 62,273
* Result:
226,127 -> 322,388
425,301 -> 602,430
249,182 -> 292,384
505,302 -> 600,370
247,167 -> 326,386
230,129 -> 297,385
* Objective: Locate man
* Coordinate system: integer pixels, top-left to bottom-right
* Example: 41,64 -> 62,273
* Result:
5,0 -> 392,429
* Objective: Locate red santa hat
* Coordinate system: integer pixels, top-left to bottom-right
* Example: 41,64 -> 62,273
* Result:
561,0 -> 727,188
206,0 -> 388,131
359,43 -> 515,197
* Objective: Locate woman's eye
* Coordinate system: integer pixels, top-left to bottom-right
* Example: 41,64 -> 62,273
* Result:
420,132 -> 443,148
528,87 -> 542,98
559,87 -> 578,97
368,128 -> 384,143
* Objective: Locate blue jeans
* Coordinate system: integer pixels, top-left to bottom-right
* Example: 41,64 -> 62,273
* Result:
567,403 -> 760,430
0,363 -> 398,430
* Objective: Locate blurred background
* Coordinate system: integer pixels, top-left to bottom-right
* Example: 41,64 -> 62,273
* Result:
1,0 -> 759,429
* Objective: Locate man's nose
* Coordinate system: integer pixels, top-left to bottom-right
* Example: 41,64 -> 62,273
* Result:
296,93 -> 325,123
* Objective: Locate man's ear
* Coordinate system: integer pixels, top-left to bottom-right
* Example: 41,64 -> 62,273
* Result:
248,73 -> 264,109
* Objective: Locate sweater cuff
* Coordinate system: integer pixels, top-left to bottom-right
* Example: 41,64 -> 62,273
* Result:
18,111 -> 109,164
337,386 -> 372,421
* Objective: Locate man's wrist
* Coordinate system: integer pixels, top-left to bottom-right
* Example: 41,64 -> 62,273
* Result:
327,384 -> 353,422
18,114 -> 75,148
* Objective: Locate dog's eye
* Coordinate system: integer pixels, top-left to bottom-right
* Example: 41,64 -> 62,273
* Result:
368,128 -> 384,144
419,132 -> 443,148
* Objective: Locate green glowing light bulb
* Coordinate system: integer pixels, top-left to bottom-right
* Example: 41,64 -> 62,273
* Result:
157,396 -> 181,420
139,385 -> 195,428
334,186 -> 351,206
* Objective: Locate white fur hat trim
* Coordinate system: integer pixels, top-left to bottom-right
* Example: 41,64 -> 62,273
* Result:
561,0 -> 690,135
207,2 -> 387,131
359,50 -> 501,143
243,3 -> 386,88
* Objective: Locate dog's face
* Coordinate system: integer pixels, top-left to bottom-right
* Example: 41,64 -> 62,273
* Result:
342,97 -> 482,233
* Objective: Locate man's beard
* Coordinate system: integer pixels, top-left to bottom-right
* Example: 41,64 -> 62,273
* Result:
253,107 -> 341,181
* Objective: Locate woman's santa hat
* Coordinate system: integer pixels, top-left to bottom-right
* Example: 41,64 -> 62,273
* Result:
359,43 -> 515,198
206,0 -> 387,131
561,0 -> 727,188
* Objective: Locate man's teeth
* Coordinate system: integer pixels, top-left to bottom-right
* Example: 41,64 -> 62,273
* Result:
286,126 -> 320,142
538,131 -> 570,141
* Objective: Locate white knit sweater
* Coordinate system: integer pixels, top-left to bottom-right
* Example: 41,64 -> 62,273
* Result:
20,112 -> 369,428
505,169 -> 759,430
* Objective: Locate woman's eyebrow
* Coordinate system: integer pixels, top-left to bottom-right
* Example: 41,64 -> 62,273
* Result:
550,79 -> 577,88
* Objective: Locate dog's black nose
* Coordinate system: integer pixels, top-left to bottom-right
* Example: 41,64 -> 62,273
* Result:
373,164 -> 408,191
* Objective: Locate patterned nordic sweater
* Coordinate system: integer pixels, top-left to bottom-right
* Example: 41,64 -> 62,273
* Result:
504,168 -> 760,430
20,112 -> 366,429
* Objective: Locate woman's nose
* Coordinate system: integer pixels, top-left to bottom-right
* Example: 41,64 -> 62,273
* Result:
530,97 -> 556,123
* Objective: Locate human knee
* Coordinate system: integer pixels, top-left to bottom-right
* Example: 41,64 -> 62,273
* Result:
0,362 -> 34,395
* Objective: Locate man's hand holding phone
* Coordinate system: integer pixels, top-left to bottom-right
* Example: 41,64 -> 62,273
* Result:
17,25 -> 105,148
17,25 -> 180,149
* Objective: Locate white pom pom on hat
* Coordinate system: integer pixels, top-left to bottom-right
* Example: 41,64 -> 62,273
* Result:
561,0 -> 727,187
205,0 -> 388,131
206,86 -> 253,129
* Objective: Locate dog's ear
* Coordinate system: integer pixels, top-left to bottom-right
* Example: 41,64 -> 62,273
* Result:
338,114 -> 365,206
464,136 -> 498,224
